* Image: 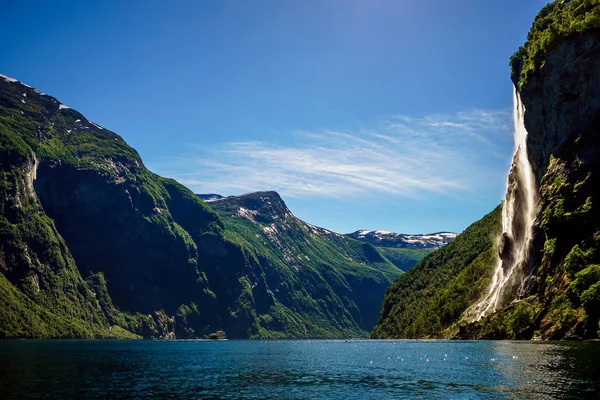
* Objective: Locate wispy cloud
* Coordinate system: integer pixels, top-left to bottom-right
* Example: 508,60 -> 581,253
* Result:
158,109 -> 512,200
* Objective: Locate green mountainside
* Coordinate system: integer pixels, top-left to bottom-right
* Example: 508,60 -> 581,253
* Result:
373,0 -> 600,340
470,0 -> 600,340
202,194 -> 434,273
205,191 -> 402,334
0,76 -> 400,339
371,206 -> 502,338
376,247 -> 433,272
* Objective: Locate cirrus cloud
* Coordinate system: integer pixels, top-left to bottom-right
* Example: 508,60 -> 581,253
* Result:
157,108 -> 513,201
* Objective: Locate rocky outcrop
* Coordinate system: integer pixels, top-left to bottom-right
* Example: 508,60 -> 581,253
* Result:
373,1 -> 600,340
518,30 -> 600,338
467,4 -> 600,340
519,30 -> 600,184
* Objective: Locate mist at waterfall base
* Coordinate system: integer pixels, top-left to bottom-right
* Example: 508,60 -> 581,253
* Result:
474,88 -> 540,320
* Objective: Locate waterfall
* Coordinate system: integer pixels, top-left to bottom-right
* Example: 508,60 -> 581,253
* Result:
473,88 -> 539,320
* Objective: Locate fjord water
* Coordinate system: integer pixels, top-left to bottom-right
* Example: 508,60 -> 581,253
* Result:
474,89 -> 540,319
1,340 -> 599,399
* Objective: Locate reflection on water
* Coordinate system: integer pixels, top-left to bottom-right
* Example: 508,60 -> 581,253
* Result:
0,340 -> 599,399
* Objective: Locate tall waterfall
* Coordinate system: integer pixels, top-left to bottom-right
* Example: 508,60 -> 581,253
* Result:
473,88 -> 539,320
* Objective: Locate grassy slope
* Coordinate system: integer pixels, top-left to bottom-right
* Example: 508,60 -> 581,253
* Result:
208,192 -> 402,337
371,206 -> 502,338
376,247 -> 434,272
0,77 -> 399,339
0,77 -> 226,338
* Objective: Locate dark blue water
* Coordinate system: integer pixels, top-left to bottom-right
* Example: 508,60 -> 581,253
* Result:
1,340 -> 599,399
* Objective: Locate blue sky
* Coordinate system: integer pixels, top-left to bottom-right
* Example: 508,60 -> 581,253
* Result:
1,0 -> 548,234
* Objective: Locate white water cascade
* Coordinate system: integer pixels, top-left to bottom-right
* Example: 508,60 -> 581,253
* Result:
473,88 -> 540,320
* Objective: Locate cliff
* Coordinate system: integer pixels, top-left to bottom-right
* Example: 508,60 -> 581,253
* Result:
373,0 -> 600,340
464,0 -> 600,339
0,76 -> 399,339
513,2 -> 600,339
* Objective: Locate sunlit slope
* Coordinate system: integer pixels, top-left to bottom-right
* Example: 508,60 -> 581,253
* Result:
371,206 -> 502,338
0,74 -> 400,338
206,191 -> 403,334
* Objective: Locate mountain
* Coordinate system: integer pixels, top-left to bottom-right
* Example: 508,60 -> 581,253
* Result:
204,191 -> 402,333
373,0 -> 600,340
347,230 -> 457,271
347,230 -> 457,249
0,75 -> 400,338
463,0 -> 600,340
197,193 -> 224,201
371,206 -> 502,338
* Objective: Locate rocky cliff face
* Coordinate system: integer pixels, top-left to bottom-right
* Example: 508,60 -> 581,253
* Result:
372,1 -> 600,340
0,75 -> 401,339
520,30 -> 600,184
517,28 -> 600,339
463,1 -> 600,340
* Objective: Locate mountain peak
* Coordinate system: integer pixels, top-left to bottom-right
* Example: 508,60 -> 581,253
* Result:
347,230 -> 457,249
198,191 -> 289,224
196,193 -> 224,202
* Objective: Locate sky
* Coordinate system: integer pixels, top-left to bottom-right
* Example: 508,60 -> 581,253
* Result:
0,0 -> 549,234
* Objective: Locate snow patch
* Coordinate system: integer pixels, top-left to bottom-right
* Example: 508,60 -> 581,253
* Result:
75,119 -> 81,123
0,74 -> 17,82
58,104 -> 70,110
89,121 -> 104,130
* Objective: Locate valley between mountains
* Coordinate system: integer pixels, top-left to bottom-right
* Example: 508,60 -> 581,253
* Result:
2,0 -> 600,343
0,80 -> 450,339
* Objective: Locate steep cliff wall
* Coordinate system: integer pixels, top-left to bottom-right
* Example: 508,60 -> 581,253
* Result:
373,0 -> 600,340
464,1 -> 600,339
519,32 -> 600,339
0,75 -> 399,339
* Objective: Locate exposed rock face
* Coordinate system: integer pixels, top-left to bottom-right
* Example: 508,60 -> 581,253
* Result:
459,26 -> 600,340
516,29 -> 600,339
0,75 -> 401,339
520,31 -> 600,184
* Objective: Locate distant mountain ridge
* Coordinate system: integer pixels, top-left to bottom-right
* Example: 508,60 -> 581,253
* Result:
200,193 -> 458,249
347,230 -> 457,249
196,193 -> 224,201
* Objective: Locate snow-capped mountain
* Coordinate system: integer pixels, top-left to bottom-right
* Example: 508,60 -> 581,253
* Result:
196,193 -> 225,202
346,230 -> 457,249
